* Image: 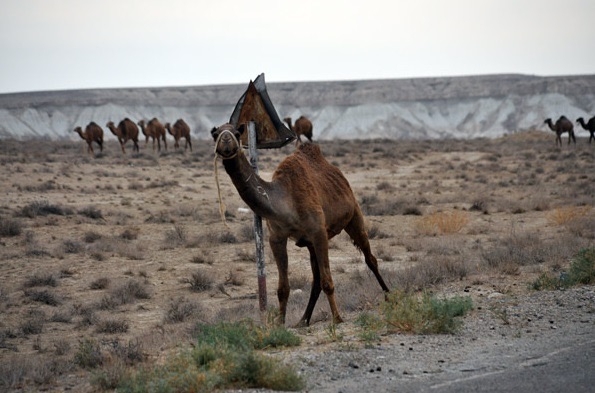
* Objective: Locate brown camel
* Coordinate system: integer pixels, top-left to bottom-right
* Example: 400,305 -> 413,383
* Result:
106,118 -> 140,154
138,118 -> 167,152
212,123 -> 390,326
284,116 -> 314,144
164,119 -> 192,151
544,116 -> 575,146
576,116 -> 595,144
73,122 -> 103,155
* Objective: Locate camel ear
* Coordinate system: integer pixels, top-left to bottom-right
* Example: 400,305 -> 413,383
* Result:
237,124 -> 246,138
210,126 -> 219,141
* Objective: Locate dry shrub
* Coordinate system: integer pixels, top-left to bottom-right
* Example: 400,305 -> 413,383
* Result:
95,318 -> 129,334
0,217 -> 23,237
225,269 -> 245,286
415,211 -> 469,235
289,272 -> 310,290
388,257 -> 469,292
162,225 -> 187,248
83,231 -> 102,243
98,279 -> 151,310
90,277 -> 110,290
566,215 -> 595,239
23,272 -> 58,288
164,297 -> 202,323
183,269 -> 215,292
481,232 -> 587,274
211,301 -> 258,324
547,206 -> 590,226
335,270 -> 389,313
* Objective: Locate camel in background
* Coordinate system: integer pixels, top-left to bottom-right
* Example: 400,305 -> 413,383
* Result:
576,117 -> 595,144
138,118 -> 167,152
284,116 -> 313,145
212,123 -> 389,327
165,119 -> 192,151
73,122 -> 103,155
106,118 -> 140,154
544,116 -> 575,146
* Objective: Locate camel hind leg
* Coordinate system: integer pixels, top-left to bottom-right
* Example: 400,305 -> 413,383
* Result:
344,207 -> 390,293
298,234 -> 343,326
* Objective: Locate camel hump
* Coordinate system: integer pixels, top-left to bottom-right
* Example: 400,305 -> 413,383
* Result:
295,142 -> 326,163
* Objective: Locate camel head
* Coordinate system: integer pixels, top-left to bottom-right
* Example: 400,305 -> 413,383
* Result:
164,123 -> 174,136
137,119 -> 145,128
73,126 -> 83,134
212,123 -> 244,159
106,121 -> 117,134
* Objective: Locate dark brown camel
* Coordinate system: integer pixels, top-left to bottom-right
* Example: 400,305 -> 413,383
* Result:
73,122 -> 103,155
544,116 -> 575,146
576,116 -> 595,144
212,123 -> 390,326
284,116 -> 313,144
138,118 -> 167,152
106,118 -> 140,154
164,119 -> 192,151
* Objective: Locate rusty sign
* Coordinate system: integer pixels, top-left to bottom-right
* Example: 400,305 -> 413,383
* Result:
229,73 -> 296,149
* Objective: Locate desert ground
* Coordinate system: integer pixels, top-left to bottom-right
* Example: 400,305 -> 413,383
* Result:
0,131 -> 594,392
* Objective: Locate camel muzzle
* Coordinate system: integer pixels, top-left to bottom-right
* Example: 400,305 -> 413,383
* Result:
215,129 -> 240,159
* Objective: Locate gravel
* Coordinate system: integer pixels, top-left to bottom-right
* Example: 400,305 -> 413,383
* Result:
228,286 -> 595,392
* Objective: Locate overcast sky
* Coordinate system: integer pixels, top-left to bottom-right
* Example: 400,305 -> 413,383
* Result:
1,0 -> 594,94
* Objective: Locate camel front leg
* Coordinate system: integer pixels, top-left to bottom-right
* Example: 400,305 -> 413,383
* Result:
295,244 -> 322,327
269,235 -> 289,325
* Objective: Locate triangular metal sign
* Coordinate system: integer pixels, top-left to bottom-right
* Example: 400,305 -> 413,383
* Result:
229,73 -> 296,149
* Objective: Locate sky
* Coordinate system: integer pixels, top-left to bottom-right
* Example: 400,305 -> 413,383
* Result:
1,0 -> 594,94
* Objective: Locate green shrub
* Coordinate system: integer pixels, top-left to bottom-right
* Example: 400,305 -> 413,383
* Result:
355,312 -> 384,345
382,290 -> 473,334
532,247 -> 595,290
567,247 -> 595,285
116,321 -> 304,392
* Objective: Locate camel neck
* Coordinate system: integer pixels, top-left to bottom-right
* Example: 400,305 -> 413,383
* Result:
222,151 -> 276,218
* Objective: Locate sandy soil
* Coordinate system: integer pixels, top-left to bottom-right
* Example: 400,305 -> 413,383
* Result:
0,133 -> 594,392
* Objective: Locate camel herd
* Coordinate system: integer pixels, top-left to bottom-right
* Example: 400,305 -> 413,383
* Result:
544,115 -> 595,146
74,115 -> 316,155
73,117 -> 193,155
75,113 -> 595,156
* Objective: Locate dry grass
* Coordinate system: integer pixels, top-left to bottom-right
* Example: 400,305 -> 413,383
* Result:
414,210 -> 469,235
547,206 -> 591,226
0,136 -> 594,391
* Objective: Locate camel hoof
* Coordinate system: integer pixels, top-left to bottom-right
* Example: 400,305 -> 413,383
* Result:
333,316 -> 344,325
293,320 -> 309,328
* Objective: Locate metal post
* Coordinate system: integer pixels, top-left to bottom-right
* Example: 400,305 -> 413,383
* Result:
247,122 -> 267,313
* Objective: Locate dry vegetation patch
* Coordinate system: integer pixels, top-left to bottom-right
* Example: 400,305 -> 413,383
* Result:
0,135 -> 593,391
